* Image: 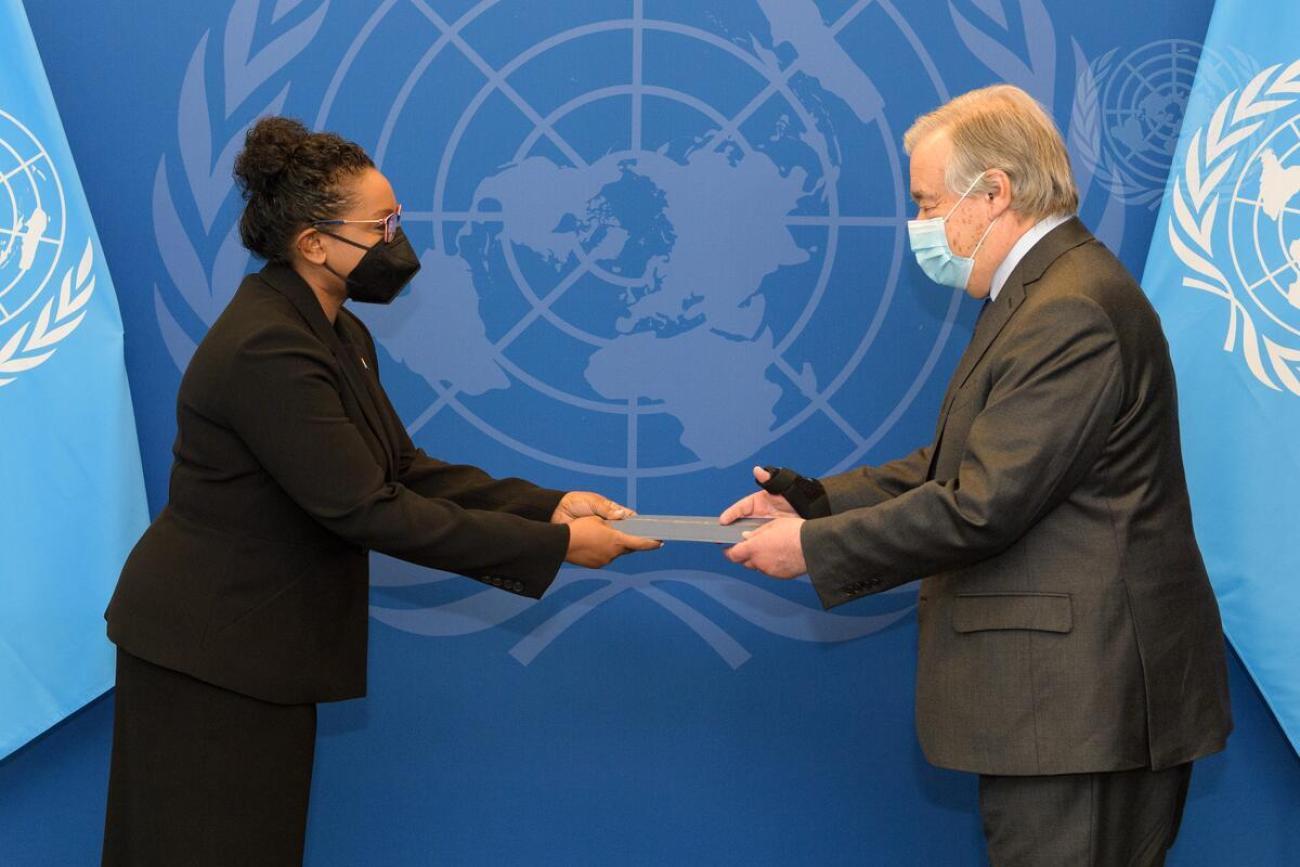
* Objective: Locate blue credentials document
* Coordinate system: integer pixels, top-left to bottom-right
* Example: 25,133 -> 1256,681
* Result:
613,515 -> 771,543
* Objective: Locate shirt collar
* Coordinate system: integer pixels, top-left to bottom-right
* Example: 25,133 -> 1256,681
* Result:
988,212 -> 1073,301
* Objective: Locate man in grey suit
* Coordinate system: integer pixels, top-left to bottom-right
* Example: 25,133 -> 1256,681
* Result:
721,84 -> 1232,866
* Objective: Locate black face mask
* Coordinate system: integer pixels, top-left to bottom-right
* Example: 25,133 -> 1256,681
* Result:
320,226 -> 421,304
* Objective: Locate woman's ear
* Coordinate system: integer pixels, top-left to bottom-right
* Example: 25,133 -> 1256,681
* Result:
295,228 -> 327,266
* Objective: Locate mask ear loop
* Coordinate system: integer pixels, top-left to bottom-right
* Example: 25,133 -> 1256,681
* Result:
943,170 -> 990,221
970,213 -> 1001,258
949,170 -> 1000,259
311,228 -> 369,285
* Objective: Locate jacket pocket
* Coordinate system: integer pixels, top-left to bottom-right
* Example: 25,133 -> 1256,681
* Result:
951,592 -> 1073,634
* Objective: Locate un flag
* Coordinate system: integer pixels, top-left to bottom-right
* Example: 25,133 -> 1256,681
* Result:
0,0 -> 147,758
1142,3 -> 1300,754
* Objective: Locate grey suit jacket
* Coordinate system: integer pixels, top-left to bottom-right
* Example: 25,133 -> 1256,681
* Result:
802,218 -> 1232,776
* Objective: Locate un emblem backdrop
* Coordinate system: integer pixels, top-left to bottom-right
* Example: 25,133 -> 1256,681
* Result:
262,6 -> 956,860
134,0 -> 1227,863
25,0 -> 1300,864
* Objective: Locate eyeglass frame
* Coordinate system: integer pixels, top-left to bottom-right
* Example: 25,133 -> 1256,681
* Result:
313,204 -> 402,244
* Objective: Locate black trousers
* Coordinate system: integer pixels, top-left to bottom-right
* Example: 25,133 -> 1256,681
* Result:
978,763 -> 1194,867
102,649 -> 317,867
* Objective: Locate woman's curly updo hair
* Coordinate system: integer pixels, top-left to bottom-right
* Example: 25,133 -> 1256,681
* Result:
233,116 -> 373,263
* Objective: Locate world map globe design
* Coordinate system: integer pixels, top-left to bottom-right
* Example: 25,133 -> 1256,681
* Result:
1103,40 -> 1204,188
1231,117 -> 1300,333
0,109 -> 64,329
317,0 -> 956,500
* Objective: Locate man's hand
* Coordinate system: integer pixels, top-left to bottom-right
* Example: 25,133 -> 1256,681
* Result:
552,491 -> 634,524
723,516 -> 807,579
719,466 -> 799,525
565,516 -> 661,568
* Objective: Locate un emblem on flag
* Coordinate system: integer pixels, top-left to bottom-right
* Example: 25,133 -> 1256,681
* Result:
0,109 -> 95,388
1168,59 -> 1300,394
1231,120 -> 1300,332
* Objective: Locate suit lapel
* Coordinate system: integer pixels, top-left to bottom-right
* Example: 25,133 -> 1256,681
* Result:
927,218 -> 1096,476
334,309 -> 403,472
259,263 -> 397,475
937,291 -> 1018,421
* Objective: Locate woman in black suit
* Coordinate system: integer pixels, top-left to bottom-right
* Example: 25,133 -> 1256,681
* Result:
101,116 -> 657,866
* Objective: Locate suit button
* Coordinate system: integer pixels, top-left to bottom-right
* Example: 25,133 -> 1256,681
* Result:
511,581 -> 523,592
919,594 -> 928,603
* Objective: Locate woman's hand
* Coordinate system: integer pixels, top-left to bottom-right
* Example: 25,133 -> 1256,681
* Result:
551,491 -> 634,524
564,516 -> 661,568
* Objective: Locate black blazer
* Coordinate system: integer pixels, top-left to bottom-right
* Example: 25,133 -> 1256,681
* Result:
107,263 -> 570,704
803,219 -> 1232,775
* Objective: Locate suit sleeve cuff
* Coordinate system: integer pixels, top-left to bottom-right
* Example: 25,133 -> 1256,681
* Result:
801,517 -> 883,609
515,487 -> 567,523
477,521 -> 569,599
818,475 -> 859,516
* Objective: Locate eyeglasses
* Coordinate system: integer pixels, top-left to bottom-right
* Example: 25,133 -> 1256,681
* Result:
314,204 -> 402,244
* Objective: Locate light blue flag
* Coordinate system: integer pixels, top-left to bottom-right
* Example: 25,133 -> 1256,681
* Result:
1142,2 -> 1300,754
0,0 -> 148,758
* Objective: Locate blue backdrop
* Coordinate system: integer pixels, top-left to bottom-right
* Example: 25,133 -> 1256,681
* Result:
3,1 -> 1298,864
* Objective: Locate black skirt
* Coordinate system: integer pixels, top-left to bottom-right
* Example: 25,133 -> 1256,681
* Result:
102,649 -> 317,866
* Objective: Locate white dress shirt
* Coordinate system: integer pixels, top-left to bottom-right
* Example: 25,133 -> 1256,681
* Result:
988,212 -> 1073,301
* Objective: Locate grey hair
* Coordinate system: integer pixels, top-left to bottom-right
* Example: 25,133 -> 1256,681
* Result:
903,84 -> 1079,220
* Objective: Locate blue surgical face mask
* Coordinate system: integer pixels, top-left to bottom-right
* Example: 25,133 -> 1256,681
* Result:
907,172 -> 1000,291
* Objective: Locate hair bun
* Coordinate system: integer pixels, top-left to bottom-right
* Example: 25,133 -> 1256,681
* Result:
233,116 -> 310,197
233,117 -> 373,261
